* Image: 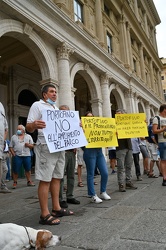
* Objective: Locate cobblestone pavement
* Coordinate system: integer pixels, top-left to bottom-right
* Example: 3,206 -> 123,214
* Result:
0,161 -> 166,250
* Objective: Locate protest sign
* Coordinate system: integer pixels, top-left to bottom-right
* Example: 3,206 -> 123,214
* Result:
81,117 -> 118,148
42,110 -> 88,153
115,113 -> 148,138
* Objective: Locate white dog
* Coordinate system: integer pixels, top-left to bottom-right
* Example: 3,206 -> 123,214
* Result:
0,223 -> 61,250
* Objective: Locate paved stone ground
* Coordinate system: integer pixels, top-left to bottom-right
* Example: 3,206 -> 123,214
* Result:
0,161 -> 166,250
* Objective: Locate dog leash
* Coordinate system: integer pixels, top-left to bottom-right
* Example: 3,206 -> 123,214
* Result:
23,226 -> 33,247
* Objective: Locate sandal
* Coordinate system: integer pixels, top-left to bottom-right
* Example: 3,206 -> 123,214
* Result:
78,182 -> 84,187
148,174 -> 158,178
94,182 -> 98,185
39,214 -> 60,225
52,208 -> 74,217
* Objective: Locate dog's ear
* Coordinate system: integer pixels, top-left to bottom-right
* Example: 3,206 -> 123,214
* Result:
35,231 -> 52,250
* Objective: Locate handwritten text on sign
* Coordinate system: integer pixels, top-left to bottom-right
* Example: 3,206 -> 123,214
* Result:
81,117 -> 118,148
115,113 -> 148,139
42,110 -> 88,153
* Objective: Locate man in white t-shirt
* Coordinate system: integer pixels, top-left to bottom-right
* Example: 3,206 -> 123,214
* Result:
153,104 -> 166,186
26,84 -> 73,226
0,102 -> 11,193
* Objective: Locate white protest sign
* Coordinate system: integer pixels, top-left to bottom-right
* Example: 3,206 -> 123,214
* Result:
42,109 -> 88,153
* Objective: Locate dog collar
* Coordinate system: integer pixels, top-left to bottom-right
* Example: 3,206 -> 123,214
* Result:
23,226 -> 34,247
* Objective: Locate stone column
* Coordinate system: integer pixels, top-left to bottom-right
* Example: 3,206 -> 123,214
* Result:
157,69 -> 164,100
95,0 -> 104,46
145,102 -> 151,122
133,0 -> 139,19
143,12 -> 148,34
124,89 -> 136,113
100,74 -> 111,117
56,42 -> 74,108
126,22 -> 133,72
118,13 -> 130,67
91,98 -> 103,116
149,58 -> 154,91
139,43 -> 146,81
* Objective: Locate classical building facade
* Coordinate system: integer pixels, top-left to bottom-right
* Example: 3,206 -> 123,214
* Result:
0,0 -> 163,137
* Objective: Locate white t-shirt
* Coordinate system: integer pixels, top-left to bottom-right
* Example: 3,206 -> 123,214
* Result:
153,116 -> 166,143
9,134 -> 33,156
27,99 -> 58,145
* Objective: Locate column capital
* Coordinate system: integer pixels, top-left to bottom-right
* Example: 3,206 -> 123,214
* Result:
56,42 -> 74,60
100,73 -> 110,85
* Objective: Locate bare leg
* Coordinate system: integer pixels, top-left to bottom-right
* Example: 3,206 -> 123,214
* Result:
110,159 -> 116,170
50,178 -> 61,211
12,172 -> 18,183
25,171 -> 32,182
160,160 -> 166,179
38,180 -> 50,217
149,160 -> 154,175
77,165 -> 82,183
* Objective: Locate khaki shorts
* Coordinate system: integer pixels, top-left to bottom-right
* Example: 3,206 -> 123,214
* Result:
148,143 -> 159,161
34,144 -> 65,181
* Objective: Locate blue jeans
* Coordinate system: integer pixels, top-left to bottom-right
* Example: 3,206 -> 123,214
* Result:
83,148 -> 108,196
12,155 -> 31,174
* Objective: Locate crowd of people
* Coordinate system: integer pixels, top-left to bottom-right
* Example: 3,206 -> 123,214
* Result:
1,84 -> 166,226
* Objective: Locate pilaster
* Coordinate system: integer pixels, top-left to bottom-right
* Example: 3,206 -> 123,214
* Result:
139,43 -> 146,81
95,0 -> 104,46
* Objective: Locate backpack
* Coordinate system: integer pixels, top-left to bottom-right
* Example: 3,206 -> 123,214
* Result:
153,116 -> 160,143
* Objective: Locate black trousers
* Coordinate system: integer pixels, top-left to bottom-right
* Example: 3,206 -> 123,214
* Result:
133,153 -> 141,177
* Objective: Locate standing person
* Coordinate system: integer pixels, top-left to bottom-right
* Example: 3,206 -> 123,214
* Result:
116,109 -> 137,192
0,102 -> 11,193
83,111 -> 111,203
139,138 -> 150,175
59,105 -> 80,208
77,147 -> 84,187
26,84 -> 73,225
147,117 -> 161,178
152,104 -> 166,186
9,125 -> 35,189
1,140 -> 12,193
4,140 -> 11,181
131,138 -> 143,181
108,147 -> 117,174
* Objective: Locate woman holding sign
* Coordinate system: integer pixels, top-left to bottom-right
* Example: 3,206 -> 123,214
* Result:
82,111 -> 111,204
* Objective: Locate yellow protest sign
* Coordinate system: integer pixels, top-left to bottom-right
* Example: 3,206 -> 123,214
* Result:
81,117 -> 118,148
115,113 -> 148,139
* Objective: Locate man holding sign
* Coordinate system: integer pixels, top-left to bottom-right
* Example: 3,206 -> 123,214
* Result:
115,109 -> 137,192
26,84 -> 74,225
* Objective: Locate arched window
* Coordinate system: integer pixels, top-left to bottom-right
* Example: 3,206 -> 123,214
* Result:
18,89 -> 38,106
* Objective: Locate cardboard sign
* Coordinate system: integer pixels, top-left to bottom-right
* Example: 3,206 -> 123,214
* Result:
81,117 -> 118,148
115,113 -> 148,138
42,110 -> 88,153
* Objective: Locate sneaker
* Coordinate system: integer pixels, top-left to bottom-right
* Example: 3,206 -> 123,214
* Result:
111,170 -> 116,174
126,182 -> 137,189
119,184 -> 126,192
91,194 -> 103,203
100,192 -> 111,200
27,181 -> 35,187
0,186 -> 12,193
12,181 -> 17,189
137,176 -> 143,181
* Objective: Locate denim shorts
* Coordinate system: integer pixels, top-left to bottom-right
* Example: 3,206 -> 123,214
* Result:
158,142 -> 166,160
12,155 -> 31,173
